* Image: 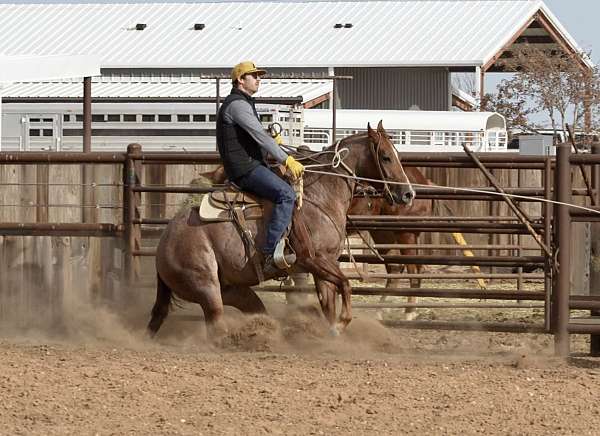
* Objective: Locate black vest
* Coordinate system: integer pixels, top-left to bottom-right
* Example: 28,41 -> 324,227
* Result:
216,88 -> 265,181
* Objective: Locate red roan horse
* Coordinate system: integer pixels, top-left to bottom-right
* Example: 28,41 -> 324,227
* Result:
148,122 -> 415,339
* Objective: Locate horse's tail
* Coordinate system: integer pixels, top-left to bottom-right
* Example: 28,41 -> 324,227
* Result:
147,273 -> 173,337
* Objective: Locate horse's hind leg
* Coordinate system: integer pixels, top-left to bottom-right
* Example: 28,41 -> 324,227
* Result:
172,265 -> 227,340
147,273 -> 172,337
405,263 -> 421,321
221,286 -> 266,314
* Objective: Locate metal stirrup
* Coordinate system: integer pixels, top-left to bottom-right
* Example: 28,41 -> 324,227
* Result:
273,238 -> 294,269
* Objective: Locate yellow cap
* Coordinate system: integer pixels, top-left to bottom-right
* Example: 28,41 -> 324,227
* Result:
230,61 -> 267,82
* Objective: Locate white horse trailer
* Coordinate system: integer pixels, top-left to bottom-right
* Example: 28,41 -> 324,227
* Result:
303,109 -> 508,152
0,102 -> 304,152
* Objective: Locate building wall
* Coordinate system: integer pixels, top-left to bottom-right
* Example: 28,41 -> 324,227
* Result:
335,67 -> 449,111
103,66 -> 450,112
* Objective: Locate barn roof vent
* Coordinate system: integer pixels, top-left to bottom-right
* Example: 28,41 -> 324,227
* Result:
135,23 -> 147,31
194,23 -> 206,31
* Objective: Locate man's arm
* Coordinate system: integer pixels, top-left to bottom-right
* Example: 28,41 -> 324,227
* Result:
225,100 -> 289,163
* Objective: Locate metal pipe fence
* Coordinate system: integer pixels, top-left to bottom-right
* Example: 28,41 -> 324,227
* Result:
0,144 -> 599,355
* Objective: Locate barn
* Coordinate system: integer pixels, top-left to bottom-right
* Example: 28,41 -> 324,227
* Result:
0,0 -> 590,151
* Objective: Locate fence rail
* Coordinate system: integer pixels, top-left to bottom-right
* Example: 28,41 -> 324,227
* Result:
0,143 -> 599,356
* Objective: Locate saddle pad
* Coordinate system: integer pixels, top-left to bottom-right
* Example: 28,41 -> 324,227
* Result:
198,194 -> 263,222
199,195 -> 230,221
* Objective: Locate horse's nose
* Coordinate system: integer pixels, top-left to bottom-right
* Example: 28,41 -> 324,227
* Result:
402,190 -> 414,205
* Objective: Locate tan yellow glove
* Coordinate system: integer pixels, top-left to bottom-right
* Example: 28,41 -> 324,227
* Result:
285,155 -> 305,179
273,133 -> 284,145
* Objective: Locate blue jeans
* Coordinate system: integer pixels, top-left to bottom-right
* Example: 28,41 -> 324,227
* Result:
235,165 -> 296,255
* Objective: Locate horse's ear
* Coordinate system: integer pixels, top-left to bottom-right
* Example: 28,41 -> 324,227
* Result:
367,122 -> 378,141
377,120 -> 385,132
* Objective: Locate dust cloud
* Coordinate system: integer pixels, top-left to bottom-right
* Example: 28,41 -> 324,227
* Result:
0,265 -> 575,364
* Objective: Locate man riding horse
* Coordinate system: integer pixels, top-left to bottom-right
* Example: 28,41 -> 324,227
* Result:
216,61 -> 305,276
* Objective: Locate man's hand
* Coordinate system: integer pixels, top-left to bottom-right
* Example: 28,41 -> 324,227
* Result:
273,133 -> 284,145
285,156 -> 305,179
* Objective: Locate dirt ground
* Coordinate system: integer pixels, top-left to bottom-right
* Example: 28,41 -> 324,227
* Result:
1,279 -> 600,436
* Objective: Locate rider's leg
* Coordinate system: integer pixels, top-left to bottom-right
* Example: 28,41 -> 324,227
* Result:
236,165 -> 296,256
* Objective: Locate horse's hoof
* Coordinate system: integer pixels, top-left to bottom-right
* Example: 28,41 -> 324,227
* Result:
329,326 -> 340,337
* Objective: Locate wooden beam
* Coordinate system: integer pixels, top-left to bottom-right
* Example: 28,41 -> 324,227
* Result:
484,9 -> 591,73
452,94 -> 473,112
535,10 -> 591,71
303,92 -> 331,109
479,69 -> 485,111
482,14 -> 538,71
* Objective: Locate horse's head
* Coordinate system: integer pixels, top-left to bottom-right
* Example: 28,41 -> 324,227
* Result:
362,121 -> 415,206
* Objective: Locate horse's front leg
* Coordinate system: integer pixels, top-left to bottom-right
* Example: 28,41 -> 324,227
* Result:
304,255 -> 353,333
311,257 -> 352,330
314,279 -> 337,335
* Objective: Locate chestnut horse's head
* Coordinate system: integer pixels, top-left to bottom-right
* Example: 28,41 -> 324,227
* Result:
363,120 -> 415,206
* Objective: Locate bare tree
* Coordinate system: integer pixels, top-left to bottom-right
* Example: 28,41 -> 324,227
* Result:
482,45 -> 600,142
481,83 -> 534,135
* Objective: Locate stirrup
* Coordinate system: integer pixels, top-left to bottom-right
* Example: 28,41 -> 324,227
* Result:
273,238 -> 295,269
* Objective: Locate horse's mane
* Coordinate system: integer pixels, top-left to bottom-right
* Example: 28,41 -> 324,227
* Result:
293,132 -> 371,185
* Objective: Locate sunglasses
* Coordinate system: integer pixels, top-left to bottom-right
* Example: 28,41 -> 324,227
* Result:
243,72 -> 261,79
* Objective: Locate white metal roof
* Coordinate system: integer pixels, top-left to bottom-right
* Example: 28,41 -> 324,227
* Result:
450,85 -> 476,107
1,78 -> 332,103
304,109 -> 506,132
0,55 -> 100,83
0,1 -> 585,68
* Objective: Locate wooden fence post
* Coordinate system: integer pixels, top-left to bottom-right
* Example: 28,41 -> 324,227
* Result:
590,142 -> 600,356
554,143 -> 572,357
123,143 -> 142,287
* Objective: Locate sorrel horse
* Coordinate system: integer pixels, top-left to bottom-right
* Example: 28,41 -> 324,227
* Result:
348,169 -> 433,320
147,121 -> 415,338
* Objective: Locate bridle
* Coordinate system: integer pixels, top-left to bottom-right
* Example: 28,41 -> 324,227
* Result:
367,130 -> 398,204
290,131 -> 411,203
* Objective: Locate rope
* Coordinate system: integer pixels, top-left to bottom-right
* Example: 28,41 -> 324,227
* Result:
304,168 -> 600,216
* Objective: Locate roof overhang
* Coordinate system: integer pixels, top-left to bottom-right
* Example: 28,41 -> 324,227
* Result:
1,78 -> 332,106
0,54 -> 101,83
482,5 -> 593,73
